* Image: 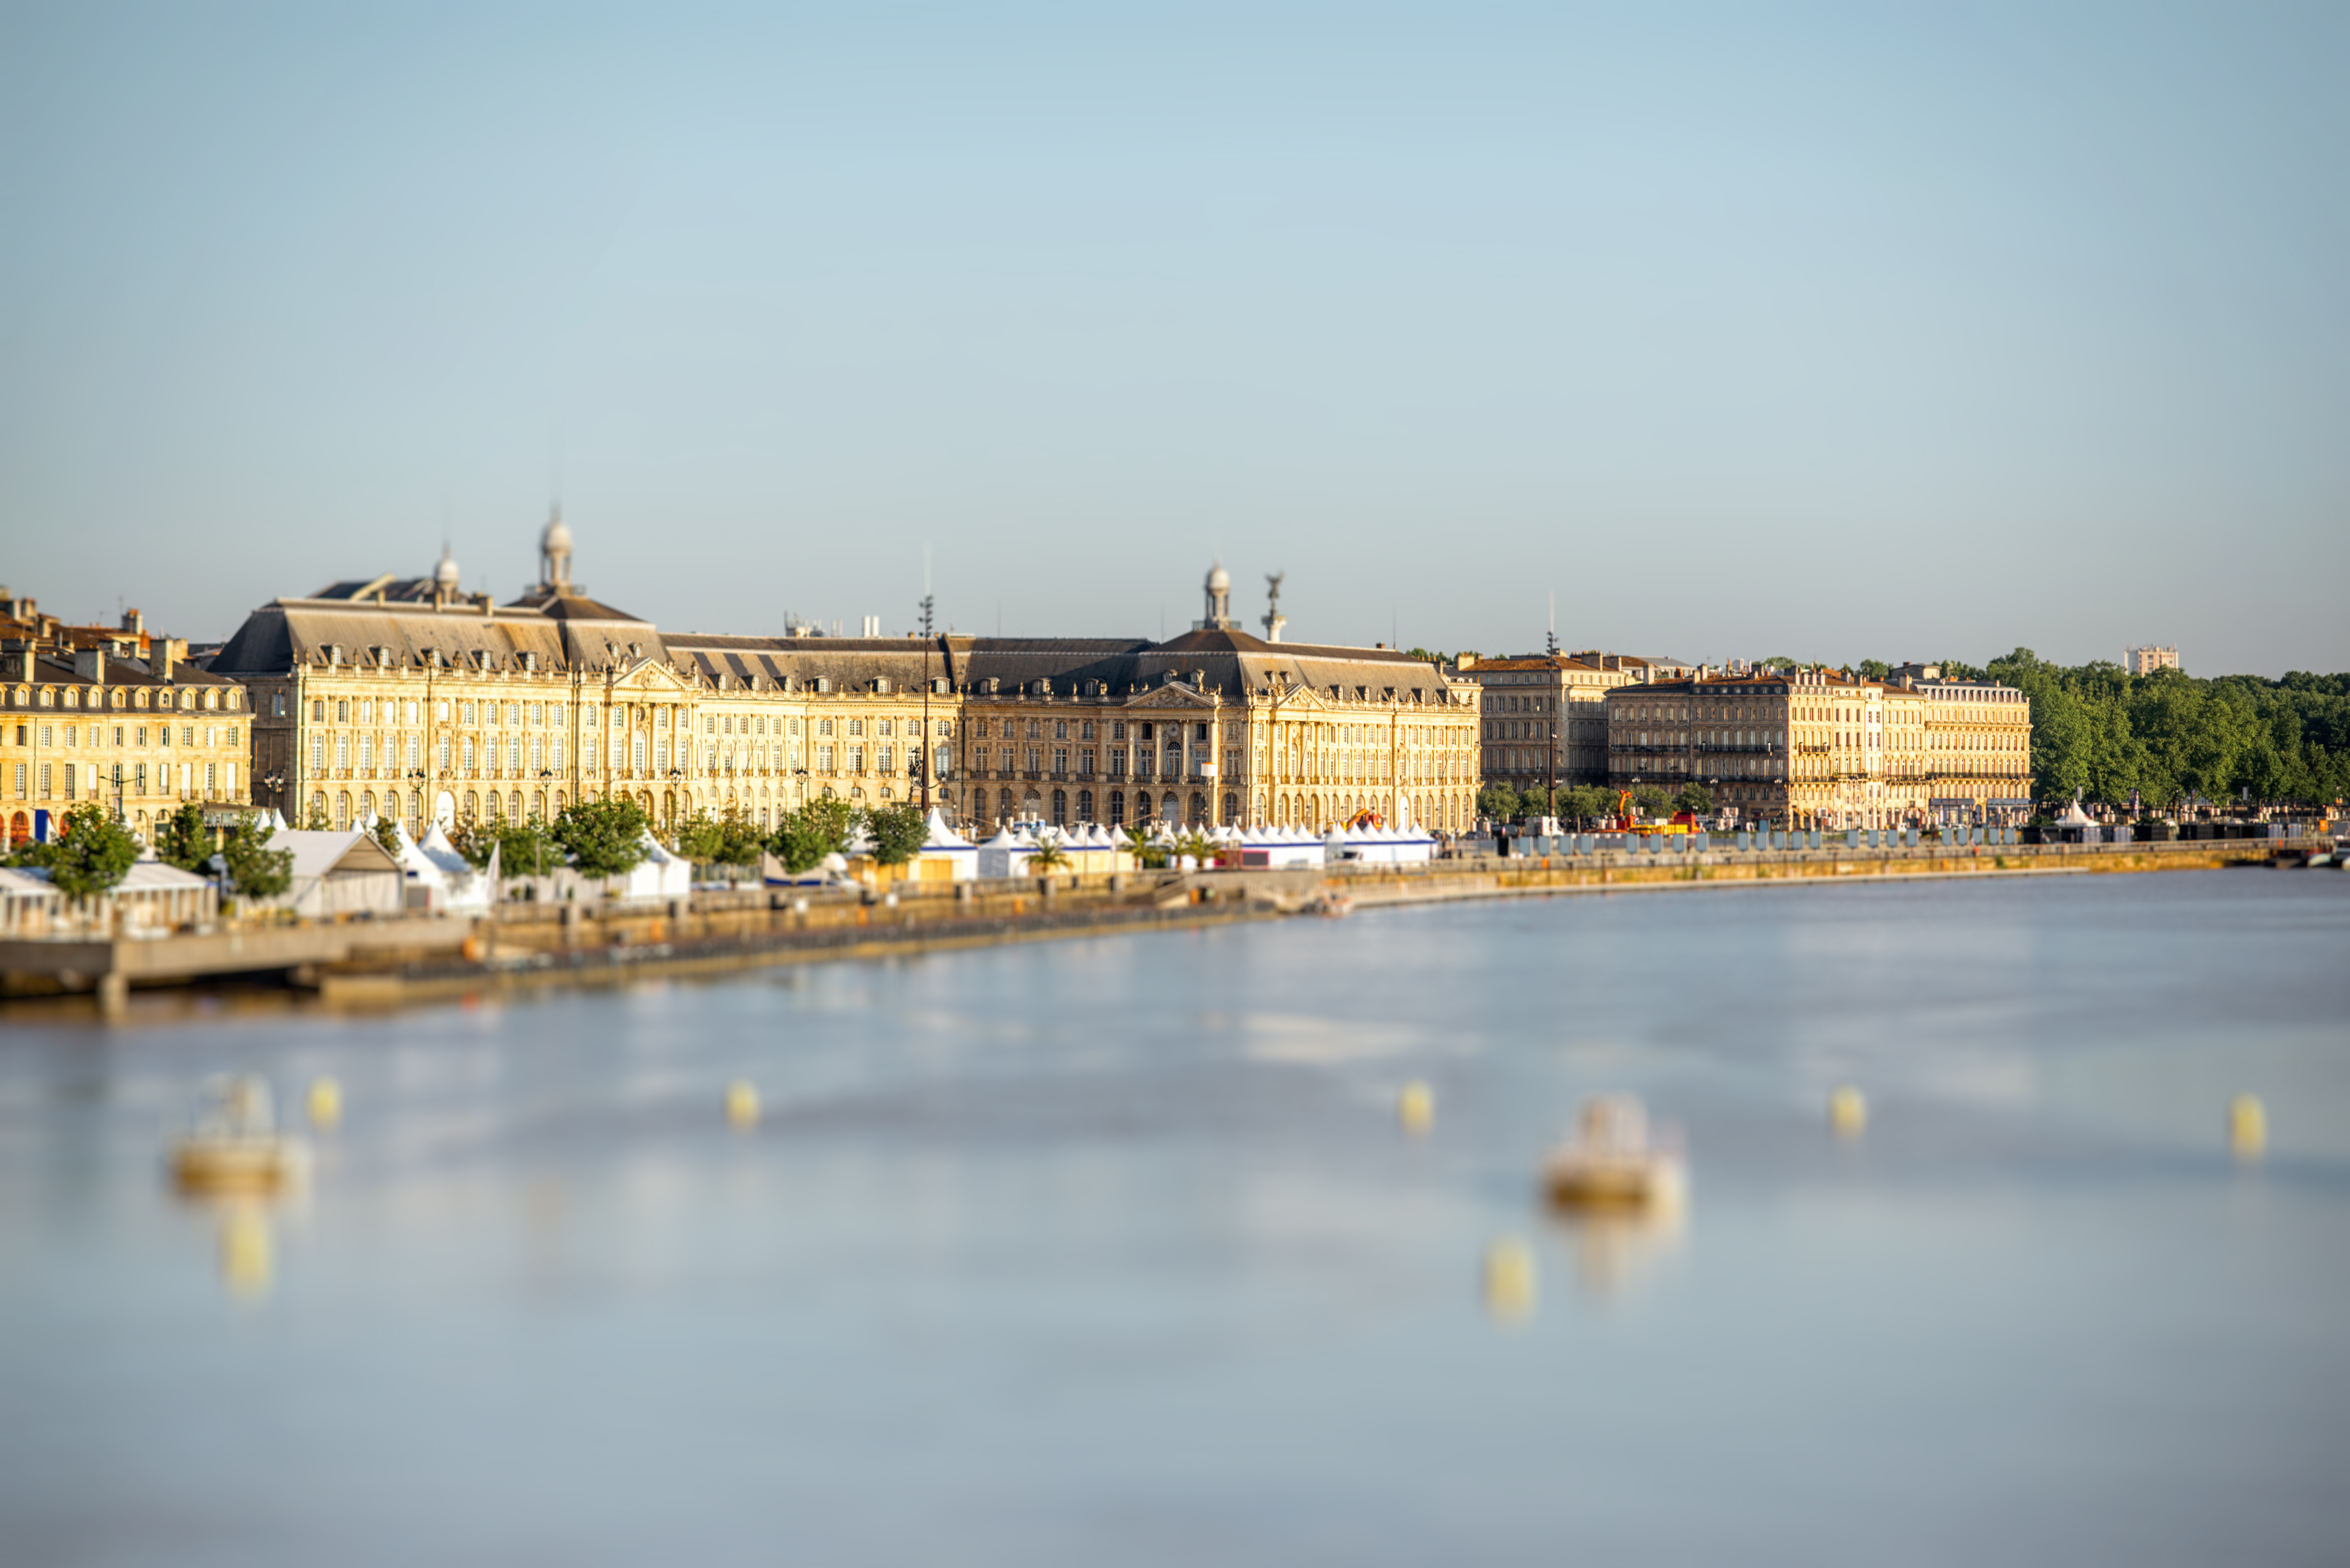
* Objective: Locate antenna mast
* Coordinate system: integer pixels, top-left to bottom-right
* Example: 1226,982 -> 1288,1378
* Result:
918,550 -> 936,815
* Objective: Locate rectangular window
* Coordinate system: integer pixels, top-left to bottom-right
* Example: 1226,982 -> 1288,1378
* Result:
1080,750 -> 1095,776
40,762 -> 51,797
12,762 -> 23,797
819,744 -> 835,772
1110,750 -> 1126,778
1053,748 -> 1068,773
878,744 -> 894,773
851,746 -> 865,773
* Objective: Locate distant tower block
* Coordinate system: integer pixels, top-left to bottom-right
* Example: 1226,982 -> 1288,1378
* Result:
1262,571 -> 1287,643
2125,645 -> 2180,676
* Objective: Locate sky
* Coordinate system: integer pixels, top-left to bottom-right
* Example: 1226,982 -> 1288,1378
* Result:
2,2 -> 2344,675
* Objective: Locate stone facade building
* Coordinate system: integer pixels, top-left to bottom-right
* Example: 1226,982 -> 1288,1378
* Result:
211,524 -> 1486,838
1462,651 -> 1654,797
2,607 -> 252,847
1607,665 -> 2033,829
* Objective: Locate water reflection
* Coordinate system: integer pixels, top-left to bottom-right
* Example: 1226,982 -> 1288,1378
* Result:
2,874 -> 2345,1565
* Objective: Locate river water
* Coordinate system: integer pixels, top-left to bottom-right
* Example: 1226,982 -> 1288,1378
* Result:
3,871 -> 2347,1565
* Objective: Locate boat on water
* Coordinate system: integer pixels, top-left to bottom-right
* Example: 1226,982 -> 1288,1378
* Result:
1542,1093 -> 1685,1210
169,1074 -> 311,1193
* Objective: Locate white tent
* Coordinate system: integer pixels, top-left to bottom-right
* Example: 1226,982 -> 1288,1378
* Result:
916,808 -> 978,882
975,824 -> 1035,879
400,821 -> 498,913
259,829 -> 407,917
613,829 -> 692,901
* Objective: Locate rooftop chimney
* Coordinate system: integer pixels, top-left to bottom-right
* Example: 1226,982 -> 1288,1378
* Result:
75,646 -> 105,684
157,639 -> 176,682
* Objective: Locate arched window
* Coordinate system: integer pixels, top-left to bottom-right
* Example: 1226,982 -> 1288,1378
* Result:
1221,792 -> 1236,823
1107,789 -> 1124,825
335,792 -> 351,829
1076,789 -> 1093,822
1050,789 -> 1066,825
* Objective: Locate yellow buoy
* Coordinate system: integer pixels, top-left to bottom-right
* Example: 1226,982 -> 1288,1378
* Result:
1483,1236 -> 1537,1322
1829,1084 -> 1867,1138
307,1076 -> 343,1130
2229,1094 -> 2266,1159
1397,1080 -> 1434,1135
725,1080 -> 761,1130
220,1206 -> 273,1298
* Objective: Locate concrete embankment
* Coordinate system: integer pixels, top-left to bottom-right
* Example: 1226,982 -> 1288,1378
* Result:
1,838 -> 2320,1015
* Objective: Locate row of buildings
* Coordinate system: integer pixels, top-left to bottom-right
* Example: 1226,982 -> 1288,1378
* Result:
1464,651 -> 2035,831
4,519 -> 2038,845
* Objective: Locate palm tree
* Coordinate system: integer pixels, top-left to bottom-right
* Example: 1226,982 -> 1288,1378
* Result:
1027,840 -> 1072,876
1174,830 -> 1217,868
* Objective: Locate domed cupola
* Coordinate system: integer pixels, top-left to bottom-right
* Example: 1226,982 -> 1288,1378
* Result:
1199,559 -> 1234,629
540,506 -> 574,592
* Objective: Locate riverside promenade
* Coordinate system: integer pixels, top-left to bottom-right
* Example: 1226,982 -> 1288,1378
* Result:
0,836 -> 2323,1015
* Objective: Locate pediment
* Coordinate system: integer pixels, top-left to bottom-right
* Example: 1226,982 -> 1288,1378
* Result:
1263,682 -> 1329,711
1126,684 -> 1218,709
615,657 -> 695,693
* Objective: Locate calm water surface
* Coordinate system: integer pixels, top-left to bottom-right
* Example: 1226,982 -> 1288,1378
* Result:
3,871 -> 2347,1565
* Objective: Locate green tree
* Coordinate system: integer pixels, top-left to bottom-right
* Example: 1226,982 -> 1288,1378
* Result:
43,803 -> 142,898
862,801 -> 929,866
220,813 -> 294,903
1476,785 -> 1522,821
368,813 -> 404,859
1027,839 -> 1072,874
670,809 -> 727,863
448,818 -> 500,870
495,815 -> 561,880
553,797 -> 651,880
1674,782 -> 1715,817
1856,660 -> 1890,680
1121,822 -> 1171,869
1631,784 -> 1674,819
766,797 -> 858,875
153,802 -> 211,872
1560,784 -> 1613,826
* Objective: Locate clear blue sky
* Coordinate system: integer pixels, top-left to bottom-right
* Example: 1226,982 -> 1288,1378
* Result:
3,3 -> 2344,675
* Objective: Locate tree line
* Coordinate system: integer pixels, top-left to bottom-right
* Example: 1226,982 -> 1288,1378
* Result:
1975,652 -> 2349,810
